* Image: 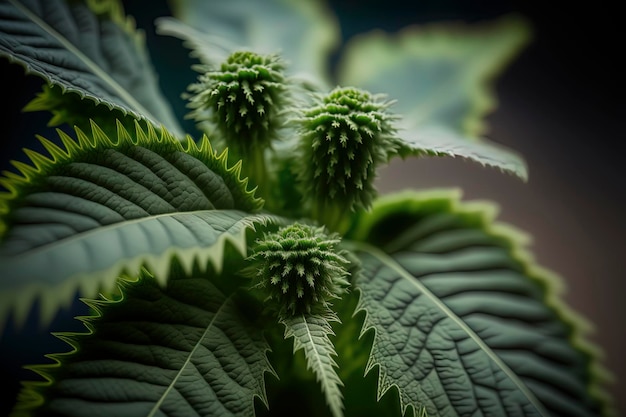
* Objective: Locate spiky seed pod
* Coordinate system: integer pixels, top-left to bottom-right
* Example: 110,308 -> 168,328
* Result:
296,86 -> 400,229
186,51 -> 288,157
249,223 -> 350,316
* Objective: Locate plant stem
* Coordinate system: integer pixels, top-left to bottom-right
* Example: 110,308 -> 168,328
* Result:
239,146 -> 269,201
313,199 -> 349,235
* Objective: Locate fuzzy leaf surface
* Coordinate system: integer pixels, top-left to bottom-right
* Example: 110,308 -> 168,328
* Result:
0,121 -> 269,330
345,190 -> 611,417
281,312 -> 345,417
13,267 -> 273,417
0,0 -> 182,135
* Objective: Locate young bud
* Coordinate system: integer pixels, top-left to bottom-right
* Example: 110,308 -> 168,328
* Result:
187,51 -> 287,153
296,87 -> 399,230
249,224 -> 350,316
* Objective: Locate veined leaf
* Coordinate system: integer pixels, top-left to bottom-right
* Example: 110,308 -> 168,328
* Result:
159,0 -> 340,87
331,291 -> 406,417
22,83 -> 140,139
281,312 -> 345,417
394,125 -> 528,181
12,262 -> 274,417
337,14 -> 530,137
336,14 -> 530,182
0,0 -> 182,135
345,190 -> 613,417
0,120 -> 272,331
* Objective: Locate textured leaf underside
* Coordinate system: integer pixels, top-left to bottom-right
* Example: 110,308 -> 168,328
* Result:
0,121 -> 267,330
0,0 -> 182,135
14,267 -> 273,417
281,312 -> 345,417
394,125 -> 529,181
346,190 -> 611,417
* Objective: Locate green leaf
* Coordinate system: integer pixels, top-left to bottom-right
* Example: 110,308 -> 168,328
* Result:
344,190 -> 613,417
331,292 -> 406,417
13,262 -> 274,417
0,120 -> 271,331
22,83 -> 141,139
336,14 -> 530,137
394,125 -> 528,181
158,0 -> 340,87
0,0 -> 182,135
281,312 -> 345,417
336,15 -> 531,181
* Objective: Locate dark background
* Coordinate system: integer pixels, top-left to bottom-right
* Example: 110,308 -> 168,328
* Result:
331,1 -> 625,415
333,1 -> 625,415
1,0 -> 623,415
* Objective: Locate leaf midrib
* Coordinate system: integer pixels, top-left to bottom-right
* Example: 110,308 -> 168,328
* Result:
3,209 -> 247,257
148,294 -> 232,417
8,0 -> 159,124
302,315 -> 336,398
295,314 -> 343,417
346,239 -> 551,416
302,314 -> 331,387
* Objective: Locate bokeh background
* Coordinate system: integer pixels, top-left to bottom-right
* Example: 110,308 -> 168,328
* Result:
1,0 -> 623,415
332,1 -> 625,415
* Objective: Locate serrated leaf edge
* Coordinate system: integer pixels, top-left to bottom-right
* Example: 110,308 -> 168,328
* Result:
11,268 -> 276,417
0,210 -> 278,332
2,0 -> 178,133
281,311 -> 345,417
346,188 -> 616,417
350,241 -> 550,416
0,117 -> 275,331
0,118 -> 263,235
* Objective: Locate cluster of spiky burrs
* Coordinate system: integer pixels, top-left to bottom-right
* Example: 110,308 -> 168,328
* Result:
296,86 -> 400,227
249,224 -> 350,316
186,52 -> 402,230
186,51 -> 287,157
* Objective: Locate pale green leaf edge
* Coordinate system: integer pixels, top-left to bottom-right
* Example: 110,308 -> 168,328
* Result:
346,188 -> 616,417
0,119 -> 273,331
352,242 -> 549,416
336,14 -> 531,138
0,119 -> 263,236
0,210 -> 279,335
